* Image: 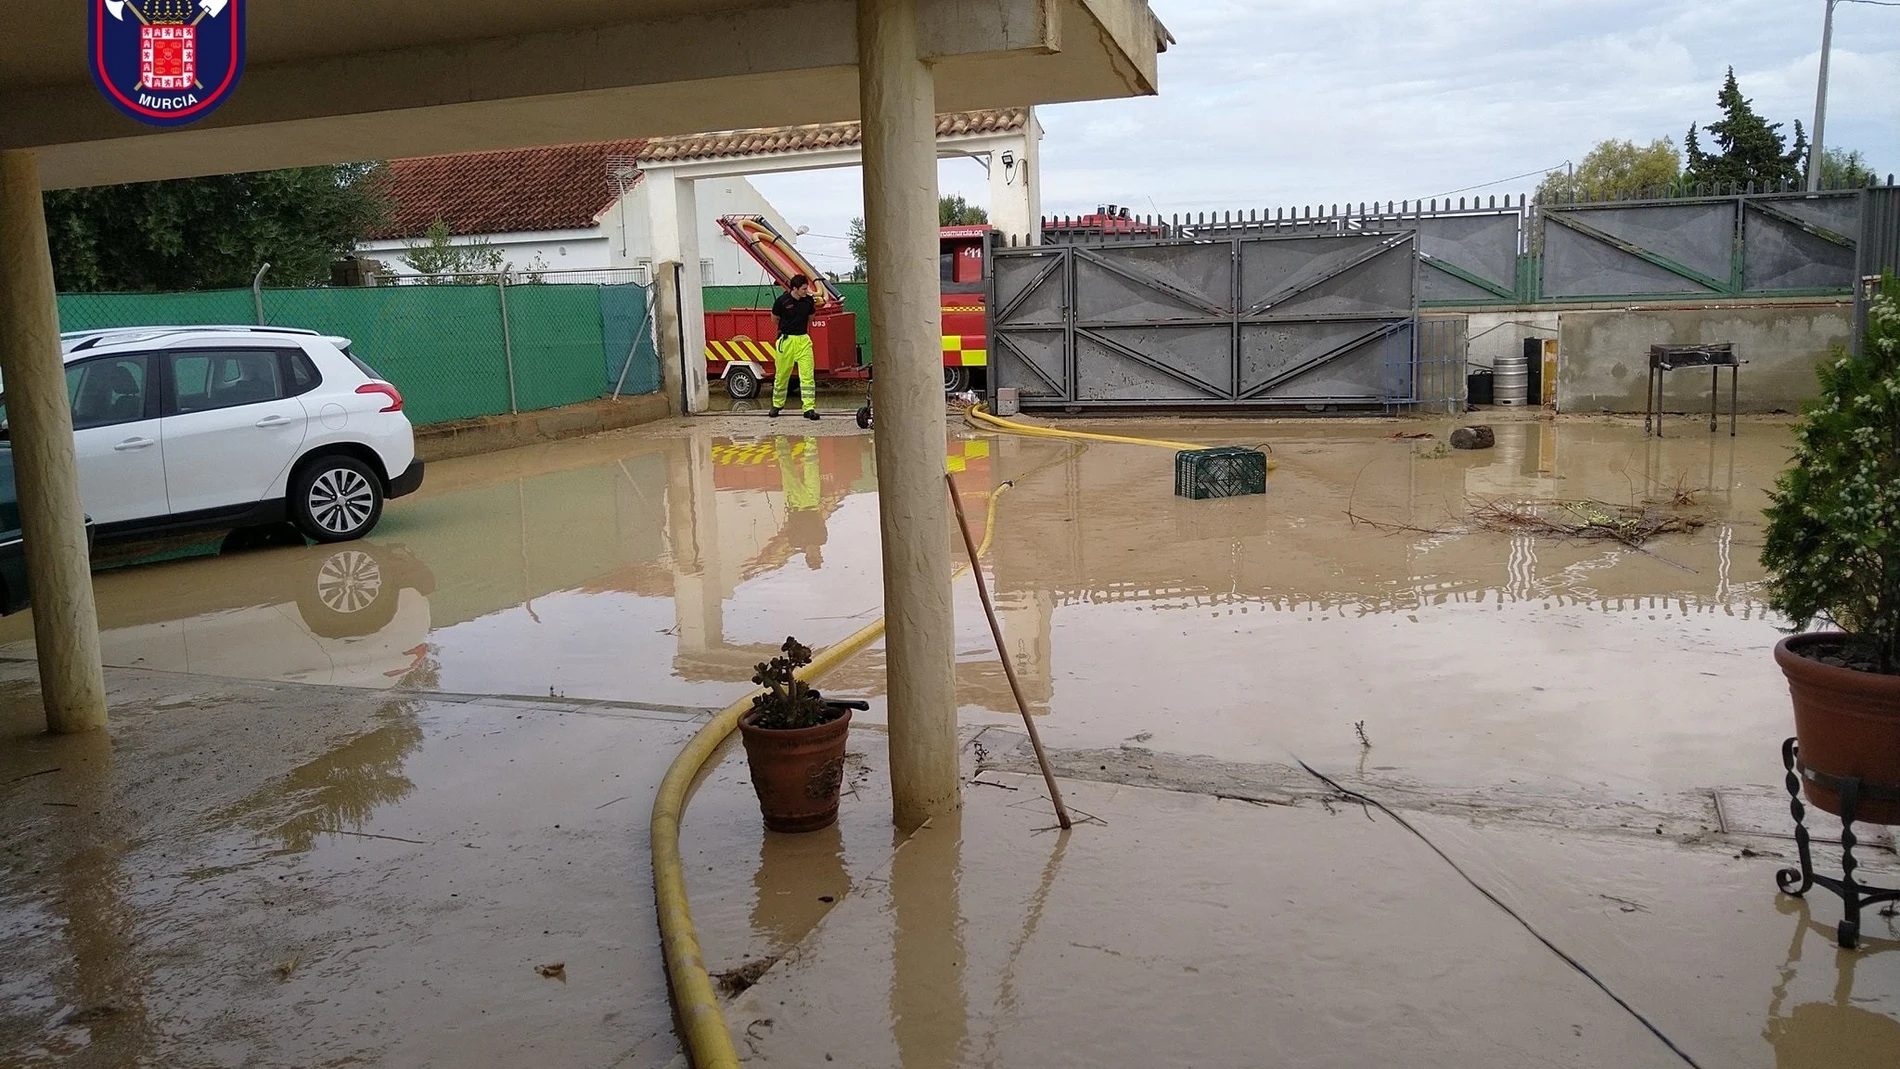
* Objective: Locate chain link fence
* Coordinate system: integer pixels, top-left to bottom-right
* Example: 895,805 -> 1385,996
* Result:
57,273 -> 658,427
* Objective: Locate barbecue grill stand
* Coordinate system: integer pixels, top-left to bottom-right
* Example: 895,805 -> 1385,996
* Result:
1645,343 -> 1743,438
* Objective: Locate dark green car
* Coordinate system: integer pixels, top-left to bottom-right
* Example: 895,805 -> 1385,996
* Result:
0,444 -> 95,616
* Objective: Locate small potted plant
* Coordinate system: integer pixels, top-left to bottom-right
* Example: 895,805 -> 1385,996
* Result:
738,637 -> 864,833
1761,271 -> 1900,826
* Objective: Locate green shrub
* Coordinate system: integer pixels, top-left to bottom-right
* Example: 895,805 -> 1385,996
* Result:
1762,272 -> 1900,673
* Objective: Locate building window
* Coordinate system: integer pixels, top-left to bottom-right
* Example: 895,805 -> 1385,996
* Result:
700,259 -> 717,285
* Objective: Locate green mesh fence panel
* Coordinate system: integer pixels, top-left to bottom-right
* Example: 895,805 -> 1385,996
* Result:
58,289 -> 254,332
835,282 -> 871,361
263,286 -> 511,425
499,284 -> 615,413
701,282 -> 782,314
600,283 -> 660,395
54,282 -> 660,427
705,281 -> 874,362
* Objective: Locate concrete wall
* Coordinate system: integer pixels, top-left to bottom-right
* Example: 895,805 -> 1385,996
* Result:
1554,302 -> 1852,414
413,393 -> 671,463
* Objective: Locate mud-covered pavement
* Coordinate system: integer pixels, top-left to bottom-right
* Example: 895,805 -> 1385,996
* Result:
3,413 -> 1896,1067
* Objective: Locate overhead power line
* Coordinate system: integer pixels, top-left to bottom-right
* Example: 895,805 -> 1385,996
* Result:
1430,163 -> 1569,200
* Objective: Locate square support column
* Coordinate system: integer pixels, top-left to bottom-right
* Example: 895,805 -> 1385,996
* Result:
0,150 -> 107,733
987,114 -> 1041,245
646,175 -> 710,413
860,0 -> 960,830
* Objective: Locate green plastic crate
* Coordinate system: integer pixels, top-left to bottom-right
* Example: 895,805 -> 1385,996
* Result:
1174,447 -> 1268,500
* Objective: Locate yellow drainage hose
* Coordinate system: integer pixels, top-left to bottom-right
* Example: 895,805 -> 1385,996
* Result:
651,484 -> 1008,1069
964,403 -> 1279,469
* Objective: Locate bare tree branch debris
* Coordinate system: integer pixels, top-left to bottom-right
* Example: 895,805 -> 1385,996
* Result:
1348,495 -> 1709,549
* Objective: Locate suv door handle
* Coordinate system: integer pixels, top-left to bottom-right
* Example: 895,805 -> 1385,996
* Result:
254,415 -> 296,428
112,437 -> 156,451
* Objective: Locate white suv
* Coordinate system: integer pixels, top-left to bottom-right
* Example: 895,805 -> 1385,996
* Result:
1,325 -> 424,543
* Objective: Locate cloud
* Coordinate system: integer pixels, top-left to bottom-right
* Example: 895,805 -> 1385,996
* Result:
753,0 -> 1895,262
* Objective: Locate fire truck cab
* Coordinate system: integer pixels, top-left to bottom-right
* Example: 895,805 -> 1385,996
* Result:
938,224 -> 991,394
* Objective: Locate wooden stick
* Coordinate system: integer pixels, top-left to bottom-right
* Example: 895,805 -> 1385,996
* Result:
946,472 -> 1071,829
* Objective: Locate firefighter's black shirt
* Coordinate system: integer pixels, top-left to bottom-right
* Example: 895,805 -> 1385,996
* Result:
772,293 -> 816,337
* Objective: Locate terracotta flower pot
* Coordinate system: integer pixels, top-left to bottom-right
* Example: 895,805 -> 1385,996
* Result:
1775,633 -> 1900,825
738,704 -> 853,833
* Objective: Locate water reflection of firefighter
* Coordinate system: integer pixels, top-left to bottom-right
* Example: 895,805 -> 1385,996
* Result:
777,436 -> 827,569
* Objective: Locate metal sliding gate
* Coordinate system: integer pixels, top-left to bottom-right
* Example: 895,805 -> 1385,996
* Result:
1539,190 -> 1863,300
989,232 -> 1421,409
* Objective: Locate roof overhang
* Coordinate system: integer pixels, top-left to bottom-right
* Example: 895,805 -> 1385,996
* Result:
2,0 -> 1165,190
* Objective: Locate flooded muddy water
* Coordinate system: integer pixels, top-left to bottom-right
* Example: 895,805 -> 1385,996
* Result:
0,417 -> 1800,808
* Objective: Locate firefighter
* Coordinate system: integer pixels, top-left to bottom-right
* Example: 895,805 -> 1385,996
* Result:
769,274 -> 820,420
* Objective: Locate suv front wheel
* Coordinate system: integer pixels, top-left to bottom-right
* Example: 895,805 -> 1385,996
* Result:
291,455 -> 384,543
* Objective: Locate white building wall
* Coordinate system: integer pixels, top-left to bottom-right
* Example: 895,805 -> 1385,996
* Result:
358,228 -> 613,278
609,177 -> 795,288
363,176 -> 797,287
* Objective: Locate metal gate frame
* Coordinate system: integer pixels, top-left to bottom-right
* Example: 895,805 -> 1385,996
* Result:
990,231 -> 1421,410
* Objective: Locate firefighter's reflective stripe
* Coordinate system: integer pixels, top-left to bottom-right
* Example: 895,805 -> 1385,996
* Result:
941,335 -> 988,368
705,337 -> 781,364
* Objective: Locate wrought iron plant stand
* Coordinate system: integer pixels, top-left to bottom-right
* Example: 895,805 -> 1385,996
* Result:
1775,738 -> 1900,949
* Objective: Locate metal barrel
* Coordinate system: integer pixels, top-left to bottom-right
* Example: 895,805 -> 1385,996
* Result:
1493,353 -> 1529,406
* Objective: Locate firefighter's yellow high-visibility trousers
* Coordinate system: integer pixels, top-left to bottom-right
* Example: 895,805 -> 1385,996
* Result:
771,334 -> 816,411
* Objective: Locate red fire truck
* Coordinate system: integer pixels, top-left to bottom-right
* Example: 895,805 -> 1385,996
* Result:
705,216 -> 993,399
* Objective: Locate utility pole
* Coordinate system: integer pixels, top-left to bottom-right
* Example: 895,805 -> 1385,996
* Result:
1808,0 -> 1837,192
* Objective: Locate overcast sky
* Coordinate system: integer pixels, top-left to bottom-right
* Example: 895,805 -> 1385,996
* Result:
754,0 -> 1898,275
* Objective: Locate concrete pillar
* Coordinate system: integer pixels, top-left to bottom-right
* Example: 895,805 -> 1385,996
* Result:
987,109 -> 1043,245
645,175 -> 709,412
0,151 -> 107,734
652,264 -> 686,416
859,0 -> 959,830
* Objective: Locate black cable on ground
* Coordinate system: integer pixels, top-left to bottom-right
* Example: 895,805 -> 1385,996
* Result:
1292,759 -> 1707,1069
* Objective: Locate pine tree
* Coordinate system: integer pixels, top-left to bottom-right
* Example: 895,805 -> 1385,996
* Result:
1683,68 -> 1807,191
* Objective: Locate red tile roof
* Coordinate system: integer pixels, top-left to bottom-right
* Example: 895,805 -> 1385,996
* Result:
369,139 -> 647,240
637,108 -> 1029,165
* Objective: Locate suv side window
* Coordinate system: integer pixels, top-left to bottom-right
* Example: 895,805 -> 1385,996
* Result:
169,349 -> 286,414
283,348 -> 322,396
67,354 -> 152,430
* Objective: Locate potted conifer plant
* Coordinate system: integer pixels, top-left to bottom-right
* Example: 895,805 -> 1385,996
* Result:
737,637 -> 864,833
1761,273 -> 1900,947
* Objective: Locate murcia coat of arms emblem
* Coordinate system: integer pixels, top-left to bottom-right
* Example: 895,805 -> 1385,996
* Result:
89,0 -> 245,127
